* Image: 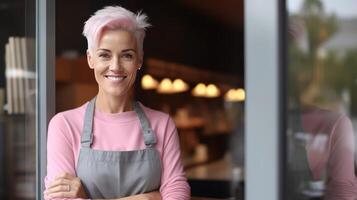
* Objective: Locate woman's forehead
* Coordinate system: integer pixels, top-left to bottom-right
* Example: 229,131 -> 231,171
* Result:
98,29 -> 137,49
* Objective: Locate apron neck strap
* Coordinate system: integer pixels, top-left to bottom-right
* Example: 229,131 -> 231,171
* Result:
133,101 -> 157,148
81,97 -> 96,148
81,97 -> 157,148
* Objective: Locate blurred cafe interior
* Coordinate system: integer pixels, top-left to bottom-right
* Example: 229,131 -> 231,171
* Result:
0,0 -> 245,199
55,0 -> 244,199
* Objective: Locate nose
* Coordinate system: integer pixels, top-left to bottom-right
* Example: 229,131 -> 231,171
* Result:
109,57 -> 122,71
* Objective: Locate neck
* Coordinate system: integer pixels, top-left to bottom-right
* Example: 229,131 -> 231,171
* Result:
95,90 -> 134,113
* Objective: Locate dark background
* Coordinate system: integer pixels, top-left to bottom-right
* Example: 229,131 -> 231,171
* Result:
55,0 -> 244,78
0,0 -> 244,87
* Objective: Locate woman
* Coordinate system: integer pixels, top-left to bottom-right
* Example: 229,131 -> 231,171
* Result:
44,6 -> 190,200
287,106 -> 357,199
286,17 -> 357,200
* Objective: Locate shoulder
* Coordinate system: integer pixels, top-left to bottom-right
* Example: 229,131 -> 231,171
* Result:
332,113 -> 353,135
139,102 -> 175,128
48,102 -> 88,129
301,107 -> 350,134
140,103 -> 171,121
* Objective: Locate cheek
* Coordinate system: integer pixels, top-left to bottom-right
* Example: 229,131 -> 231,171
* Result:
126,64 -> 138,76
92,62 -> 106,75
92,65 -> 106,83
93,69 -> 101,85
129,71 -> 138,82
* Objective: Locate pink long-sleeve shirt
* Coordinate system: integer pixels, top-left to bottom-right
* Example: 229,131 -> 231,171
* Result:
301,108 -> 357,199
44,101 -> 190,200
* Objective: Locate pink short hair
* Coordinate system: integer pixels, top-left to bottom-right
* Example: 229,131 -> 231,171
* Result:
83,6 -> 151,55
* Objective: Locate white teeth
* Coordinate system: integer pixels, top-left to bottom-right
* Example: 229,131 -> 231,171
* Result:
106,76 -> 125,81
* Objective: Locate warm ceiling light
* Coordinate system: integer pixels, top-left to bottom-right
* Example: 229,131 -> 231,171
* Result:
205,84 -> 220,98
236,88 -> 245,101
141,74 -> 158,90
192,83 -> 220,98
157,78 -> 174,94
224,88 -> 245,102
225,89 -> 236,101
192,83 -> 206,97
172,78 -> 189,93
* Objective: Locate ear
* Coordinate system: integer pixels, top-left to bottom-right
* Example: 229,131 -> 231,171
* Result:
137,52 -> 144,70
87,50 -> 94,69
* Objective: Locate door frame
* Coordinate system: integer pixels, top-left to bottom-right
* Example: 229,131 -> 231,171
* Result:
36,0 -> 55,199
244,0 -> 285,199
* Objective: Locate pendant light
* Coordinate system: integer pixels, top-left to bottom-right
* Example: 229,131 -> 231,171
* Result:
141,74 -> 158,90
172,78 -> 189,93
192,83 -> 206,97
157,78 -> 174,94
205,84 -> 220,98
224,88 -> 245,102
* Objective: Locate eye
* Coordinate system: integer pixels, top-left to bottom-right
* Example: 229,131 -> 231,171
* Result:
121,53 -> 134,60
98,53 -> 110,59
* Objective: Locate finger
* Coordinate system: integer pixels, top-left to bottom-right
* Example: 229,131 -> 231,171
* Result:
48,191 -> 74,199
45,184 -> 70,195
48,178 -> 71,189
48,178 -> 70,189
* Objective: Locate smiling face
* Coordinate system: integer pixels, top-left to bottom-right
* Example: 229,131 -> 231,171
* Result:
87,29 -> 142,98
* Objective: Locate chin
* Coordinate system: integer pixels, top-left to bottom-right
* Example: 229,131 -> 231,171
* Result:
107,88 -> 131,98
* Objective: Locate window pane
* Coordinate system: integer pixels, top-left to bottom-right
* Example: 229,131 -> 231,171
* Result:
286,0 -> 357,199
0,0 -> 36,199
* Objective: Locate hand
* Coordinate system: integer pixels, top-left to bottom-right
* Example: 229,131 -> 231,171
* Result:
44,172 -> 88,199
115,191 -> 162,200
139,191 -> 162,200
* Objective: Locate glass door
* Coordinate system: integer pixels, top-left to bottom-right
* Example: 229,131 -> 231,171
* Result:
0,0 -> 36,199
0,0 -> 55,199
285,0 -> 357,199
245,1 -> 357,199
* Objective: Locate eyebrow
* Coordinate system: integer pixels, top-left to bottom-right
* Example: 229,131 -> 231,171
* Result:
122,49 -> 136,53
96,48 -> 137,53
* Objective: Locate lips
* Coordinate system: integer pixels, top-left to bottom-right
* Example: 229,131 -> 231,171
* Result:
104,75 -> 127,81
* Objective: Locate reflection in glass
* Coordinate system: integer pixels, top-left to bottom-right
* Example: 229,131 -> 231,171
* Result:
286,0 -> 357,199
0,0 -> 36,199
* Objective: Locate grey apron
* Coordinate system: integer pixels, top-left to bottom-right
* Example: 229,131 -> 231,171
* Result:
76,97 -> 162,199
